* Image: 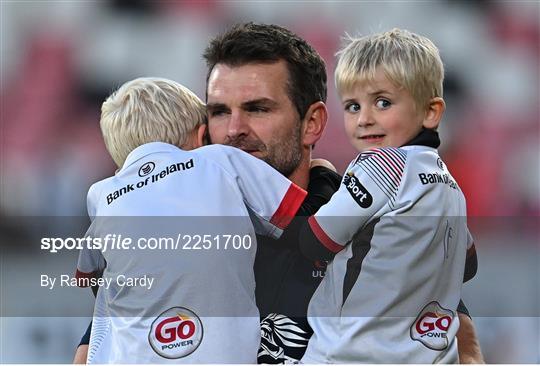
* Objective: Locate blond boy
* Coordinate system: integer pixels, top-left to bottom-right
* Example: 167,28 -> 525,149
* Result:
76,78 -> 306,363
299,29 -> 476,363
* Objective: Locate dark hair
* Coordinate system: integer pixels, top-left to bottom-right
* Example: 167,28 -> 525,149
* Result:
203,22 -> 327,119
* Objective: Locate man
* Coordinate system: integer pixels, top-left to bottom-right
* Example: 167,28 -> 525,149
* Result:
74,22 -> 484,364
202,22 -> 484,364
203,22 -> 335,363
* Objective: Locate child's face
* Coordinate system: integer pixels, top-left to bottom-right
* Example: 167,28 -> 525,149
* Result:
341,68 -> 426,153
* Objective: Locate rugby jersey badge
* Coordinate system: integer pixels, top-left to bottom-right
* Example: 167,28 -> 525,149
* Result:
410,301 -> 454,350
149,307 -> 203,359
343,172 -> 373,208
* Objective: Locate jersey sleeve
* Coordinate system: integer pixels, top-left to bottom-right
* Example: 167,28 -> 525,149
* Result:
202,145 -> 307,238
76,186 -> 106,285
301,148 -> 407,258
75,231 -> 106,285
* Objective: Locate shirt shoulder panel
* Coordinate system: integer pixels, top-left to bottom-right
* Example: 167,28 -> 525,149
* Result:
353,147 -> 408,204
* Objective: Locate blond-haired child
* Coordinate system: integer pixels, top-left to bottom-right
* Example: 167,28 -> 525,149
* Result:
76,77 -> 306,363
300,29 -> 476,363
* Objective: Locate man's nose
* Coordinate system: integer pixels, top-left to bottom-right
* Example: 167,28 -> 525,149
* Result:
227,111 -> 250,139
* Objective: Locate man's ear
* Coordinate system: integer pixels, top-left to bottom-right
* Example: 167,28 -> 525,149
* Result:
302,101 -> 328,147
422,97 -> 445,130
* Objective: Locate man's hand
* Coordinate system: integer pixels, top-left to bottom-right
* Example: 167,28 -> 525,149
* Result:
310,158 -> 336,172
73,344 -> 88,364
457,313 -> 485,363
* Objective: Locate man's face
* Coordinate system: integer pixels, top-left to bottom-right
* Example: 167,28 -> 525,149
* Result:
206,60 -> 303,177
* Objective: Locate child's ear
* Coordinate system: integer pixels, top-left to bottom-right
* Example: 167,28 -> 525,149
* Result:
423,97 -> 445,130
302,101 -> 328,147
196,124 -> 208,148
182,124 -> 207,150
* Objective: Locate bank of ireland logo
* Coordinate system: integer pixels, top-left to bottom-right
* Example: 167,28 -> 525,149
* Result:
149,307 -> 203,359
436,158 -> 445,170
139,162 -> 155,177
410,301 -> 454,350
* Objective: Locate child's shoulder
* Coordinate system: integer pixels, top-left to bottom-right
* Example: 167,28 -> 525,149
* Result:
89,175 -> 115,191
197,144 -> 237,152
352,147 -> 408,166
194,144 -> 264,168
194,144 -> 244,159
87,175 -> 116,201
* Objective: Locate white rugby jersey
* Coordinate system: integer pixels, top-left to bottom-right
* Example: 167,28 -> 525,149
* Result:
75,142 -> 306,364
301,144 -> 474,363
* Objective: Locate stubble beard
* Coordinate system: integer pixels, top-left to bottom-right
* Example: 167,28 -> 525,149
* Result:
208,124 -> 303,178
208,121 -> 302,177
263,124 -> 303,178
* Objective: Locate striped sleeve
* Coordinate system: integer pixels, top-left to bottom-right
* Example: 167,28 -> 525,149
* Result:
353,147 -> 406,207
304,148 -> 407,254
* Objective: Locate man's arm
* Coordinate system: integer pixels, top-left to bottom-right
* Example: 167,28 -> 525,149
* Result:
458,233 -> 482,363
73,345 -> 88,364
310,158 -> 337,172
457,313 -> 485,363
72,282 -> 99,364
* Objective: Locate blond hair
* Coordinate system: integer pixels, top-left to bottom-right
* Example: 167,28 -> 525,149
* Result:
100,77 -> 206,167
335,28 -> 444,110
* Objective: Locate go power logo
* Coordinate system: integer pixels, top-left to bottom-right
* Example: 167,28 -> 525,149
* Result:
149,307 -> 203,359
410,301 -> 454,350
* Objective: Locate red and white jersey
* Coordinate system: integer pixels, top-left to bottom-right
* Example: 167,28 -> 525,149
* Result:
302,145 -> 473,363
76,142 -> 306,364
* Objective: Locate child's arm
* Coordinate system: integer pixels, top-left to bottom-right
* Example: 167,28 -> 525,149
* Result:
203,145 -> 307,238
299,148 -> 406,260
72,184 -> 104,363
276,165 -> 342,249
76,184 -> 106,282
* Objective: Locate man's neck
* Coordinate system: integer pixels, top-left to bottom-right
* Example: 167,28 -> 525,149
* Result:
287,157 -> 310,189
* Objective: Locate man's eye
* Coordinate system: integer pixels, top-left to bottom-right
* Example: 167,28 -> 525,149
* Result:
247,106 -> 268,113
375,99 -> 391,109
345,103 -> 360,113
209,110 -> 227,117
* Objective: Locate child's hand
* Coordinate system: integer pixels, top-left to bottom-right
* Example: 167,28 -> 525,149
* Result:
310,158 -> 337,172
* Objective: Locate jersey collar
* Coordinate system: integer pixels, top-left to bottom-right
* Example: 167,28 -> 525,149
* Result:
122,142 -> 181,170
402,128 -> 440,149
